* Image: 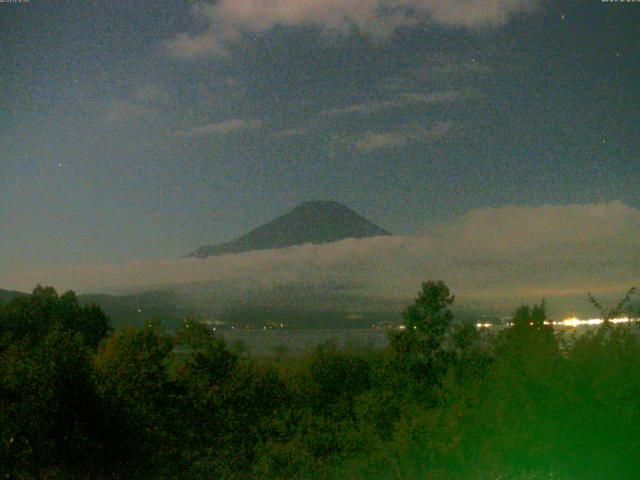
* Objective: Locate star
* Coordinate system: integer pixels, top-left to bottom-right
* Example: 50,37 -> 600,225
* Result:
560,14 -> 566,21
57,163 -> 63,167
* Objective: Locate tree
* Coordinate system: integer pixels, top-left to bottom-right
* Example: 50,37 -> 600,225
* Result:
0,327 -> 110,478
390,281 -> 455,387
403,280 -> 455,338
175,319 -> 238,394
94,324 -> 180,477
0,286 -> 111,351
512,300 -> 547,331
588,287 -> 636,322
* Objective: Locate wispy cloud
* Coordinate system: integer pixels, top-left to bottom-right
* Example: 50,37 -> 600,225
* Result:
168,30 -> 225,58
321,90 -> 461,117
353,121 -> 452,152
167,0 -> 537,59
102,83 -> 171,127
272,126 -> 308,139
354,131 -> 411,152
175,118 -> 264,138
321,102 -> 394,117
396,91 -> 460,104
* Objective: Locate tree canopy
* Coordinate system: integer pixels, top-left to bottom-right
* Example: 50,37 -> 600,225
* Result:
1,282 -> 639,479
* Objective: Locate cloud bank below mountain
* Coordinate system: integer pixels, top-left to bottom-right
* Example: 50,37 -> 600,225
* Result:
3,202 -> 638,314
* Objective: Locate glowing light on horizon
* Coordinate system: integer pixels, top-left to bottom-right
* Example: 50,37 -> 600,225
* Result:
476,323 -> 494,329
398,317 -> 635,331
555,317 -> 631,327
474,317 -> 634,329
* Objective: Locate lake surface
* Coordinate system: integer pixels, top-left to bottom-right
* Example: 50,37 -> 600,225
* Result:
219,328 -> 389,355
218,317 -> 636,355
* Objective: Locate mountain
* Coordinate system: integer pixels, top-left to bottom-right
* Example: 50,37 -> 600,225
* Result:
189,200 -> 391,258
77,290 -> 186,329
0,287 -> 184,329
0,288 -> 28,304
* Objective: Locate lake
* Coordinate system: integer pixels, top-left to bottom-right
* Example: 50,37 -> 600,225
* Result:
219,328 -> 390,355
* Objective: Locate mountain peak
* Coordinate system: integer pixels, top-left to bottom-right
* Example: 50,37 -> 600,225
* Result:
189,201 -> 390,258
296,200 -> 343,208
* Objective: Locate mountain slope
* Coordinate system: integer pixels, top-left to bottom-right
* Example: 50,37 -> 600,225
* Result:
189,200 -> 391,258
0,288 -> 28,304
0,288 -> 183,329
77,290 -> 185,329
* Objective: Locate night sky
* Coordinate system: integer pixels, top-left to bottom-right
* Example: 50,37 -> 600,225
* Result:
1,1 -> 639,297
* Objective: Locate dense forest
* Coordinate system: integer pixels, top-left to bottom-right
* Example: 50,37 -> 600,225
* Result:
1,282 -> 639,479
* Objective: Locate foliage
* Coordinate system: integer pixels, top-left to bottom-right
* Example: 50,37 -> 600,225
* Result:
588,287 -> 637,322
1,283 -> 640,479
389,280 -> 455,389
0,285 -> 111,351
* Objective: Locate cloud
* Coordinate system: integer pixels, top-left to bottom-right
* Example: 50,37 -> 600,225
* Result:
168,30 -> 226,58
4,201 -> 636,317
322,102 -> 395,116
167,0 -> 537,58
396,91 -> 461,104
175,118 -> 264,138
426,0 -> 536,27
321,90 -> 460,117
354,131 -> 409,151
272,126 -> 308,139
103,83 -> 171,127
103,100 -> 151,125
353,121 -> 452,152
